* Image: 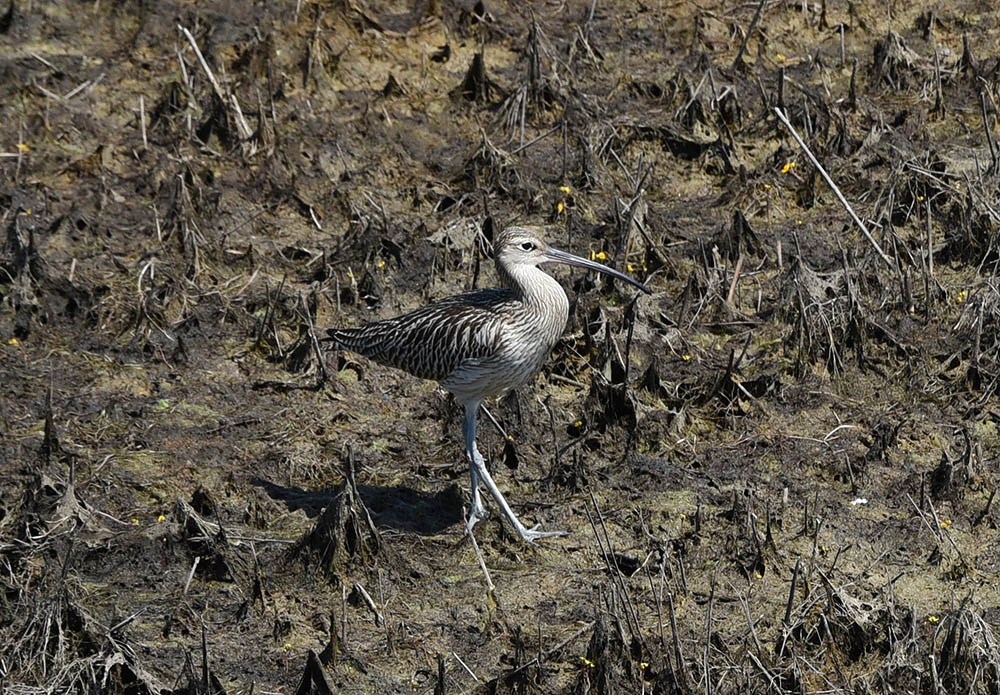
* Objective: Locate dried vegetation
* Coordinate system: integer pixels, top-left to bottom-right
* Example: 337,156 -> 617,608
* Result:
3,0 -> 1000,692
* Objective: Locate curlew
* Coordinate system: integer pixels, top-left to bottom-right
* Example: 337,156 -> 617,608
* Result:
327,227 -> 651,542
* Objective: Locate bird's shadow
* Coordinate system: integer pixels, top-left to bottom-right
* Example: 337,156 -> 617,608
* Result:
252,477 -> 464,536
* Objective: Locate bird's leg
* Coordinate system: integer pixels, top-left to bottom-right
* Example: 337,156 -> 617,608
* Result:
463,402 -> 567,543
463,402 -> 486,532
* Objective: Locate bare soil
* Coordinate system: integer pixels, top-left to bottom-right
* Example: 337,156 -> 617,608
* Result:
3,0 -> 1000,693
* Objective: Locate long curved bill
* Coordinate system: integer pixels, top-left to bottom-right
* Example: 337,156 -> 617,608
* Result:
544,247 -> 652,294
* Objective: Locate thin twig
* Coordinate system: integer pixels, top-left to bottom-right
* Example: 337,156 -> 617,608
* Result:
452,651 -> 481,683
496,622 -> 595,680
352,583 -> 384,625
773,107 -> 893,267
139,95 -> 148,150
178,25 -> 225,100
178,24 -> 252,140
467,525 -> 495,591
732,0 -> 767,70
509,124 -> 561,155
478,406 -> 511,448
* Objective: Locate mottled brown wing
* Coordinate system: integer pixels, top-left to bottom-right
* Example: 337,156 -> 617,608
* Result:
328,289 -> 512,382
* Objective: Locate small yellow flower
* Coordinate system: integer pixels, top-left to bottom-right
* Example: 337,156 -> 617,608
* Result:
507,434 -> 514,441
928,616 -> 939,623
346,270 -> 354,279
797,219 -> 803,225
579,657 -> 595,668
682,354 -> 691,361
557,202 -> 564,213
626,263 -> 634,272
376,259 -> 385,269
781,161 -> 796,174
776,53 -> 787,62
16,143 -> 29,152
956,290 -> 968,304
589,250 -> 607,261
574,420 -> 583,428
763,183 -> 771,190
559,185 -> 571,194
284,642 -> 293,650
755,572 -> 763,579
131,518 -> 139,525
7,338 -> 18,346
640,662 -> 649,669
917,195 -> 924,201
940,519 -> 952,528
157,514 -> 166,523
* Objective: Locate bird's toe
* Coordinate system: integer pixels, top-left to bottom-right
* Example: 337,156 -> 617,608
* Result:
520,525 -> 569,543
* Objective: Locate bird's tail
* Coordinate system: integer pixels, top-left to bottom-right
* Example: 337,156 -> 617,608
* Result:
323,328 -> 347,346
325,327 -> 370,352
320,329 -> 339,345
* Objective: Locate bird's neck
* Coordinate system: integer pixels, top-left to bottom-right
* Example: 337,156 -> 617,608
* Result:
497,261 -> 570,341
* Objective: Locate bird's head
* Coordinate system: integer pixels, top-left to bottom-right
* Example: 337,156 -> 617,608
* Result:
493,226 -> 651,294
493,227 -> 551,268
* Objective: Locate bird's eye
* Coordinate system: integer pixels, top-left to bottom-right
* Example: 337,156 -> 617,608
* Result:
520,241 -> 535,251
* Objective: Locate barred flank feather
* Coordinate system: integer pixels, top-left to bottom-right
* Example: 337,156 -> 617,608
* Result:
327,289 -> 509,382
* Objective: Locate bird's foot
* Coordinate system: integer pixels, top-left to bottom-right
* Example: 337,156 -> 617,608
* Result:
466,501 -> 488,533
517,524 -> 569,544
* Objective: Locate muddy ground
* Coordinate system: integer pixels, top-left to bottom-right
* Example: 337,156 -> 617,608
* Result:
3,0 -> 1000,692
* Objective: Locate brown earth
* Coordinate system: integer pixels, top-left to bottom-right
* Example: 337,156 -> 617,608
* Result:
3,0 -> 1000,693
